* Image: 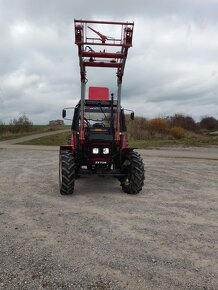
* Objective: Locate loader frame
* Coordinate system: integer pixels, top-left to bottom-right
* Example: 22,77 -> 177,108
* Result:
74,19 -> 134,146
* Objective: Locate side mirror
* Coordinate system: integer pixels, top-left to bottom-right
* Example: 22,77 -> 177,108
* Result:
62,109 -> 66,118
130,112 -> 134,120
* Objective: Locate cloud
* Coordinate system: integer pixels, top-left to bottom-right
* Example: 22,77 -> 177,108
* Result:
0,0 -> 218,124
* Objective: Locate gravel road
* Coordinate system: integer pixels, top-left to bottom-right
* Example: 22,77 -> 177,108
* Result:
0,147 -> 217,290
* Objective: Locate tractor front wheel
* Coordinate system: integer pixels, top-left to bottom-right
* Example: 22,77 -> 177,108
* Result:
59,150 -> 75,195
120,151 -> 144,194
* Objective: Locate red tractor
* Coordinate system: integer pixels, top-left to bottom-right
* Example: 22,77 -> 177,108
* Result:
59,20 -> 144,195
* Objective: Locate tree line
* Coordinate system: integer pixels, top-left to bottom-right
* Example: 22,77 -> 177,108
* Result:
1,113 -> 218,139
0,113 -> 33,134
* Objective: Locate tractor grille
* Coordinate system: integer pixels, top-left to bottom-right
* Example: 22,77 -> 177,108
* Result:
89,142 -> 112,166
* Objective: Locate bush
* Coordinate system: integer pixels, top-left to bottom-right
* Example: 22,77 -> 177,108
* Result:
125,114 -> 217,140
126,116 -> 148,139
148,118 -> 169,134
0,125 -> 7,135
166,114 -> 197,131
200,116 -> 218,131
169,126 -> 186,139
9,113 -> 33,133
0,121 -> 6,134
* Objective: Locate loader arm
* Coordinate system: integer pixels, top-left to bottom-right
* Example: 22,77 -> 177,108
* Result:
74,19 -> 134,145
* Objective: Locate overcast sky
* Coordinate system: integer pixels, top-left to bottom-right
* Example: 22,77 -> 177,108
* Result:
0,0 -> 218,124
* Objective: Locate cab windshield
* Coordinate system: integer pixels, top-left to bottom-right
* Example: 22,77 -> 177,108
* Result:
84,107 -> 114,128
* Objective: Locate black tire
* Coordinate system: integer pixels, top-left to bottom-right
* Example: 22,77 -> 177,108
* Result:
120,151 -> 144,194
59,150 -> 75,195
66,137 -> 80,178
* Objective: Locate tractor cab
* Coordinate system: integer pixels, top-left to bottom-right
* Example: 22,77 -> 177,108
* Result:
66,86 -> 127,144
84,86 -> 116,141
84,101 -> 115,141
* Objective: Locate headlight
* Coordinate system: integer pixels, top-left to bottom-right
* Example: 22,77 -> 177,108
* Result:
92,148 -> 99,154
103,148 -> 109,154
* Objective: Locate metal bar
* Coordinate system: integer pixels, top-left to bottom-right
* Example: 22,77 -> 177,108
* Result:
84,42 -> 131,47
79,169 -> 127,176
81,52 -> 124,58
115,81 -> 122,143
84,62 -> 122,68
86,37 -> 121,42
75,19 -> 134,26
80,81 -> 86,144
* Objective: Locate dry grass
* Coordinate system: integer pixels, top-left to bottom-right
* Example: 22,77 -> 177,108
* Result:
0,124 -> 70,141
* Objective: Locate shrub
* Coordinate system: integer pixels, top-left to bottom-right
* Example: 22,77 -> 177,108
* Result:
200,116 -> 218,131
166,114 -> 197,131
148,118 -> 169,134
170,126 -> 186,139
9,113 -> 33,133
0,125 -> 7,135
126,116 -> 148,139
0,120 -> 6,134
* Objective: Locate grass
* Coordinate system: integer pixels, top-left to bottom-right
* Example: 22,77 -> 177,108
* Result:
20,131 -> 218,148
0,125 -> 70,141
129,138 -> 218,148
20,131 -> 71,146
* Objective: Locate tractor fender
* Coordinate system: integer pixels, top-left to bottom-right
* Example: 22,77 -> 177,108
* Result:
121,148 -> 135,159
121,147 -> 135,154
60,145 -> 74,152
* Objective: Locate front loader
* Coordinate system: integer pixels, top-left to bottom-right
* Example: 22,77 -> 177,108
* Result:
59,20 -> 144,195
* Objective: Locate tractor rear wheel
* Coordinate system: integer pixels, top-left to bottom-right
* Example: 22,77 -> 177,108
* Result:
59,150 -> 75,195
120,151 -> 144,194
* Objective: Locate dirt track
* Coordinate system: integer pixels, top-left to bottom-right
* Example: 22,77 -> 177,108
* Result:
0,147 -> 217,289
